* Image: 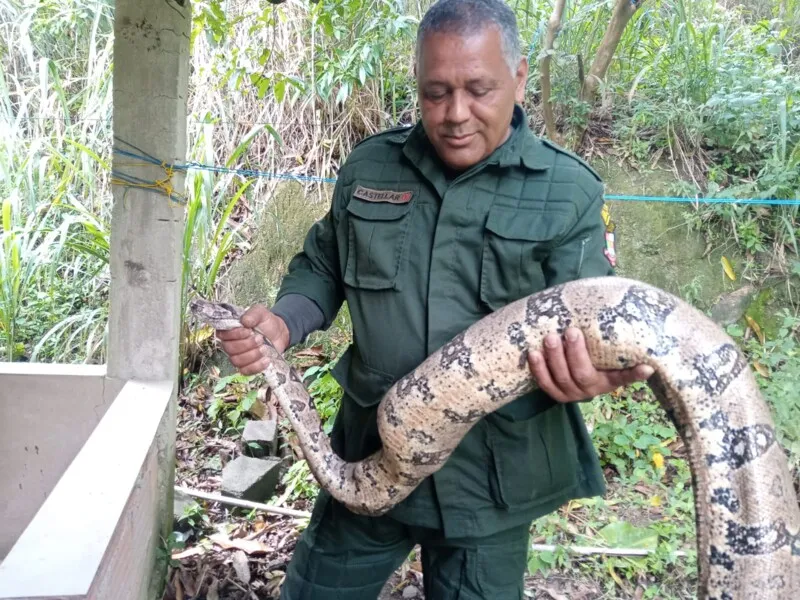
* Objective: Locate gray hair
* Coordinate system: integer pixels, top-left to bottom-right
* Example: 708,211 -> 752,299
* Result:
415,0 -> 522,75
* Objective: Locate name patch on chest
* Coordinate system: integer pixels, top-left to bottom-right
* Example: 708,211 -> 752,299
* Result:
353,186 -> 413,204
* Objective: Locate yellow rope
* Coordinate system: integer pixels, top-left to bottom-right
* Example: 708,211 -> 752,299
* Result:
110,160 -> 186,205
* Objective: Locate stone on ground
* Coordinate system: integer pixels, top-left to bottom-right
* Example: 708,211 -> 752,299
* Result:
242,419 -> 278,458
710,285 -> 756,325
173,487 -> 195,521
221,456 -> 283,501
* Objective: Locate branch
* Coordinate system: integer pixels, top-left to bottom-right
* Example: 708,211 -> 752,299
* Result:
176,486 -> 312,518
540,0 -> 567,144
580,0 -> 646,104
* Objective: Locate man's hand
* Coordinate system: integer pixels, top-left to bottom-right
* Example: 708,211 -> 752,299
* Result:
215,305 -> 291,376
528,327 -> 654,403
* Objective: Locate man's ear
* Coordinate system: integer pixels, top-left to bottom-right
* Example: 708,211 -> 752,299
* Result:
514,57 -> 529,103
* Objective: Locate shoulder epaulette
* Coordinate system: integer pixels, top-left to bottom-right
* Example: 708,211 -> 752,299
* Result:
540,138 -> 602,182
352,124 -> 414,151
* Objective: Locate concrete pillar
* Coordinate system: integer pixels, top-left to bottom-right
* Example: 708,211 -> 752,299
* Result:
106,0 -> 190,594
107,0 -> 190,384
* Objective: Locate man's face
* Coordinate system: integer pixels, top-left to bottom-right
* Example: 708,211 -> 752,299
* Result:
416,26 -> 528,172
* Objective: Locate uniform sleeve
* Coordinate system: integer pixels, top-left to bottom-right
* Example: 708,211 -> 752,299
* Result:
542,188 -> 614,287
270,294 -> 325,348
274,181 -> 346,330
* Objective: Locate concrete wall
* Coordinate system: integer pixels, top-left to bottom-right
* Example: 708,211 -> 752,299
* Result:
0,364 -> 124,560
0,379 -> 173,600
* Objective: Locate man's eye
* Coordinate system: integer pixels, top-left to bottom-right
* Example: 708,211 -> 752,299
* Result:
425,90 -> 447,100
471,88 -> 490,97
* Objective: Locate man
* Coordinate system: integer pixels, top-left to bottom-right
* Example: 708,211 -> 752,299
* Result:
216,0 -> 653,597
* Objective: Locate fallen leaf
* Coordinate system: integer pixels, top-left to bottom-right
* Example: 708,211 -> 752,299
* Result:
232,550 -> 251,585
650,495 -> 662,507
247,399 -> 268,419
173,571 -> 184,600
753,361 -> 770,378
652,452 -> 664,470
745,315 -> 765,345
209,533 -> 270,555
544,586 -> 569,600
721,256 -> 736,281
607,563 -> 625,587
207,578 -> 220,600
171,546 -> 206,560
180,569 -> 199,597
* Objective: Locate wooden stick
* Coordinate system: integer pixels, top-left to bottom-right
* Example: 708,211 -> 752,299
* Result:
530,543 -> 687,558
176,486 -> 312,519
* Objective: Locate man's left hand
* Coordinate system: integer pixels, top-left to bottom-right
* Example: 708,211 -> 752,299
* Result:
527,327 -> 654,403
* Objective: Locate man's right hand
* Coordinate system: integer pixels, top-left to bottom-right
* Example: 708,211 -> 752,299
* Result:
215,305 -> 290,376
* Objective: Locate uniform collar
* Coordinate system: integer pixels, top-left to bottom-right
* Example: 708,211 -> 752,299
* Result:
392,104 -> 550,180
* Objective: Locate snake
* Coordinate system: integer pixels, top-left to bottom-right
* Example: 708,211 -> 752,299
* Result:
190,276 -> 800,599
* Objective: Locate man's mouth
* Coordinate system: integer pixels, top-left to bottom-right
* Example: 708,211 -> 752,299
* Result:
443,133 -> 476,148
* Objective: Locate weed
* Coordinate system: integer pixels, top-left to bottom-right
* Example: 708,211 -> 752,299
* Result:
303,359 -> 343,435
207,372 -> 260,435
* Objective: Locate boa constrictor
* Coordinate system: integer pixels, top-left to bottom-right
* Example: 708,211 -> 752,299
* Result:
190,276 -> 800,599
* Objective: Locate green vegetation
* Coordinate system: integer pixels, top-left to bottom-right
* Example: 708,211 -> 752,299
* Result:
2,0 -> 798,596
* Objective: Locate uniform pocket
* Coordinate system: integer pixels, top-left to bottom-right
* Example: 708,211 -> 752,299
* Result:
479,204 -> 569,311
343,191 -> 416,291
486,406 -> 580,509
331,345 -> 396,409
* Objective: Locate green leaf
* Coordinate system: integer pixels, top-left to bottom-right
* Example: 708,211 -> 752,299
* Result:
2,197 -> 11,232
241,390 -> 257,412
598,521 -> 659,550
274,78 -> 287,103
613,434 -> 630,446
226,126 -> 263,168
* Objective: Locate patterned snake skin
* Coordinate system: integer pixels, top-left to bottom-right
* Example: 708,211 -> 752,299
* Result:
190,276 -> 800,599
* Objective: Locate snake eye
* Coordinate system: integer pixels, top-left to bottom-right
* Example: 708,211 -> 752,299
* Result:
219,302 -> 237,314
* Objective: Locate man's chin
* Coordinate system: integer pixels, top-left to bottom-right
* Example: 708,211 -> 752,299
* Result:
435,145 -> 485,172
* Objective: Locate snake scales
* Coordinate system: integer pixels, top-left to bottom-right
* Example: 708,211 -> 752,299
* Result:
190,276 -> 800,599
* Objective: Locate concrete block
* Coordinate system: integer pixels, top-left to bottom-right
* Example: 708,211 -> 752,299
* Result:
222,456 -> 283,502
173,487 -> 195,521
242,420 -> 278,457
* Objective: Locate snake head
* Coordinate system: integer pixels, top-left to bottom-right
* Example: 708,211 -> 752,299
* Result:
189,298 -> 244,329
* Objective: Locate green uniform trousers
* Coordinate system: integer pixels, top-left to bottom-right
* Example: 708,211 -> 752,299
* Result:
279,490 -> 530,600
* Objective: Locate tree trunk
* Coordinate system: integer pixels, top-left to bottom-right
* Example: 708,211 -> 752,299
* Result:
580,0 -> 645,104
540,0 -> 567,145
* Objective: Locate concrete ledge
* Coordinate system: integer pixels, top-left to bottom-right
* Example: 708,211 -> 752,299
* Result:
0,379 -> 173,599
0,364 -> 125,559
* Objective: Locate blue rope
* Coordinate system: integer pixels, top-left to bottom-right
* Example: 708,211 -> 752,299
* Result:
605,194 -> 800,206
182,161 -> 338,184
111,142 -> 799,206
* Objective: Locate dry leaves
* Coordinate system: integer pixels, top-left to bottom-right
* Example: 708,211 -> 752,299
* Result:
232,550 -> 251,586
721,256 -> 736,281
753,361 -> 770,378
745,314 -> 765,345
543,587 -> 569,600
209,533 -> 270,555
172,546 -> 206,561
207,578 -> 220,600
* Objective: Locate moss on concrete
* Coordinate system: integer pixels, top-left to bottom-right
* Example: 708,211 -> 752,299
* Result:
594,158 -> 745,311
221,181 -> 333,307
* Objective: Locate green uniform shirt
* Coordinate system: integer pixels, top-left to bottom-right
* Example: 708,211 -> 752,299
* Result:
277,105 -> 612,539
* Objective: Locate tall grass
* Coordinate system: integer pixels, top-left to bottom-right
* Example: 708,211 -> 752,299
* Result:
0,0 -> 113,362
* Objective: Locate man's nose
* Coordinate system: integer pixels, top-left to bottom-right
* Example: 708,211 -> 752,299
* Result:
445,90 -> 470,124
